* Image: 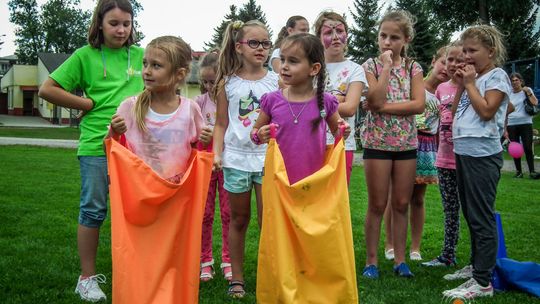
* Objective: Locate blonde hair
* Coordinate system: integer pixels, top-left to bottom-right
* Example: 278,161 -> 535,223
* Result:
214,20 -> 269,98
313,11 -> 348,38
378,10 -> 416,65
460,24 -> 507,67
446,40 -> 463,56
134,36 -> 192,132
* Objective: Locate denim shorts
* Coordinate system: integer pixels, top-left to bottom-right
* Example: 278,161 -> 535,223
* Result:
78,156 -> 109,228
222,167 -> 263,193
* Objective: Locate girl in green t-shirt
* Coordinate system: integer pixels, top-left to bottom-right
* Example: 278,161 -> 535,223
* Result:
38,0 -> 144,302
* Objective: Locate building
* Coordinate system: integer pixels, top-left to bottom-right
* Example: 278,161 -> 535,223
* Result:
0,55 -> 19,114
0,51 -> 206,124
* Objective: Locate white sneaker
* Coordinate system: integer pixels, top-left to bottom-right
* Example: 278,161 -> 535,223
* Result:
409,251 -> 422,261
443,264 -> 473,281
443,278 -> 494,299
385,248 -> 395,260
75,274 -> 107,302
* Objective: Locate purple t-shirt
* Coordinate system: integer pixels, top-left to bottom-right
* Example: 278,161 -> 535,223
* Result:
260,90 -> 338,184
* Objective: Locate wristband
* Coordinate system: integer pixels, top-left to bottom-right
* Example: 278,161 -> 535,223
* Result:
251,128 -> 262,145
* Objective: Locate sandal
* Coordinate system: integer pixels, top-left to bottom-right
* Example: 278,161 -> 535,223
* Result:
200,261 -> 214,282
221,263 -> 232,281
227,280 -> 245,298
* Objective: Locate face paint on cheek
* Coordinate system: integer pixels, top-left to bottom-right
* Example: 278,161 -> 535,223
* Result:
322,35 -> 333,48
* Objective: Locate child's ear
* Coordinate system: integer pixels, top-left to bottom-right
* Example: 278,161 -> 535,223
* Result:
176,68 -> 188,82
310,62 -> 322,77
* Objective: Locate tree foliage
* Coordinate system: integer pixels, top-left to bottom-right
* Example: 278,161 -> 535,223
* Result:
395,0 -> 450,70
8,0 -> 44,64
205,5 -> 238,50
425,0 -> 540,62
348,0 -> 380,65
206,0 -> 271,49
41,0 -> 90,54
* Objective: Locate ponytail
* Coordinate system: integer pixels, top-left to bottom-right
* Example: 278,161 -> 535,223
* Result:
134,89 -> 152,132
213,20 -> 268,99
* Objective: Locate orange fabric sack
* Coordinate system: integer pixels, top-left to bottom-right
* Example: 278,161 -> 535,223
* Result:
105,138 -> 213,304
257,138 -> 358,303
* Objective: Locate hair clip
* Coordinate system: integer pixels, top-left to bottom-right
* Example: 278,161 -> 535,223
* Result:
320,109 -> 326,118
232,20 -> 244,30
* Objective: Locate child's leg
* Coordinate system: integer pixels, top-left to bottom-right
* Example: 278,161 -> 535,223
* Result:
345,150 -> 354,186
364,159 -> 392,266
383,196 -> 393,252
217,171 -> 231,264
201,172 -> 218,265
438,168 -> 460,261
410,184 -> 427,254
253,183 -> 263,229
390,159 -> 416,265
455,153 -> 502,286
228,190 -> 252,283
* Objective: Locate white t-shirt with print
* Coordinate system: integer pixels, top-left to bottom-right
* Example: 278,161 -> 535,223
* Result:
453,67 -> 511,157
324,60 -> 367,150
223,71 -> 279,171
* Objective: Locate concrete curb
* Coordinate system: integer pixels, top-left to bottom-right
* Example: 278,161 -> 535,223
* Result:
0,137 -> 78,149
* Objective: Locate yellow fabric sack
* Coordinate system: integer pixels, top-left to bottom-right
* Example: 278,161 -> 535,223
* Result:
257,139 -> 358,304
105,138 -> 213,304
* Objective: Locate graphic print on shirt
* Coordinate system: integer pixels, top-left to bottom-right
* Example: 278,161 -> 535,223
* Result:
238,90 -> 260,127
139,128 -> 187,183
325,68 -> 349,96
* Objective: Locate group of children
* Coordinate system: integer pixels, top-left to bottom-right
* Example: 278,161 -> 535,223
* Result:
38,0 -> 513,302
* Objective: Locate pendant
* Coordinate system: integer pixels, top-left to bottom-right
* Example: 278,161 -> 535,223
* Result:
294,118 -> 298,124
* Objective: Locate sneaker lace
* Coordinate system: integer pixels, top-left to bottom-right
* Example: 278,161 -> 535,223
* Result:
83,274 -> 106,291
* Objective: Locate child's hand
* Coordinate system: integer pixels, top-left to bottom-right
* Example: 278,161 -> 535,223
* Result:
257,124 -> 278,144
454,68 -> 464,86
381,50 -> 393,67
111,114 -> 127,137
461,64 -> 476,86
337,119 -> 351,139
199,126 -> 213,145
335,94 -> 346,103
213,154 -> 222,171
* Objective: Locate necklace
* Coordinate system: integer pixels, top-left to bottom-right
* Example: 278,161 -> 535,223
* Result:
285,89 -> 309,124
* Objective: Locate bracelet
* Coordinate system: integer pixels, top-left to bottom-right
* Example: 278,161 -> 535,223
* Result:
251,128 -> 262,145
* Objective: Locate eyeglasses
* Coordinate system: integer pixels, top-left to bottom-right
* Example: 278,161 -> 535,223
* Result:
239,39 -> 273,50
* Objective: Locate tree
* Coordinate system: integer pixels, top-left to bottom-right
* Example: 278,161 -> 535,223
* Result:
9,0 -> 145,65
205,5 -> 238,49
131,0 -> 145,43
425,0 -> 540,62
41,0 -> 90,54
348,0 -> 380,65
8,0 -> 44,64
205,0 -> 272,49
395,0 -> 449,70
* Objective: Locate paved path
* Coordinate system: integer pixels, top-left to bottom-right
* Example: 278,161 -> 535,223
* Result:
0,114 -> 67,128
0,137 -> 78,149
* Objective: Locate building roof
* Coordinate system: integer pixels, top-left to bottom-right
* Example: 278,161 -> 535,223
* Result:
0,55 -> 18,61
38,53 -> 71,73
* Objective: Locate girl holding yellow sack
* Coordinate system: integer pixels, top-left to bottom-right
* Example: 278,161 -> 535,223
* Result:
252,33 -> 357,303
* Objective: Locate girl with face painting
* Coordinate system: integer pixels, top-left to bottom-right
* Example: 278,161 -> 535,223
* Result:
314,11 -> 367,185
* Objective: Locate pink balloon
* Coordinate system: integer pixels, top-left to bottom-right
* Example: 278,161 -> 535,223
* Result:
508,142 -> 524,158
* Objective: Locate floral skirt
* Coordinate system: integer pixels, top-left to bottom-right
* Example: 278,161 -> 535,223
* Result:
415,132 -> 438,184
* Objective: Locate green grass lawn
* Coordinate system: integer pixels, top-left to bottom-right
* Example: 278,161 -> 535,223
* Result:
0,127 -> 80,140
0,146 -> 539,303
